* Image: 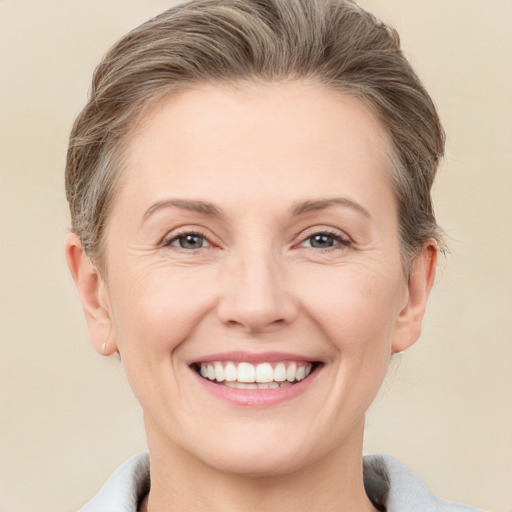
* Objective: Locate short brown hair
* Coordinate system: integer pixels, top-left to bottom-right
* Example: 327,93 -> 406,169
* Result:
66,0 -> 445,272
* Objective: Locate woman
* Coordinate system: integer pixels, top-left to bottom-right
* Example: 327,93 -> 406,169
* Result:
64,0 -> 485,510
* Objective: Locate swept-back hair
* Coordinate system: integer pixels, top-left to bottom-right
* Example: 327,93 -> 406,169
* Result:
66,0 -> 445,272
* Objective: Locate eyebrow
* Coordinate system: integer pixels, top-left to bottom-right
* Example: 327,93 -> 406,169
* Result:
142,199 -> 223,222
291,197 -> 371,218
142,196 -> 370,223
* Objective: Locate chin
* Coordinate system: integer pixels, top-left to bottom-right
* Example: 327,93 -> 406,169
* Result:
183,426 -> 328,478
205,446 -> 312,478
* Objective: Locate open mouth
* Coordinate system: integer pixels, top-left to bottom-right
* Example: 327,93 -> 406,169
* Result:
192,361 -> 321,389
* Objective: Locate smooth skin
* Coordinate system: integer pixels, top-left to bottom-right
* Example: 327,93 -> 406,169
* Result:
66,81 -> 437,512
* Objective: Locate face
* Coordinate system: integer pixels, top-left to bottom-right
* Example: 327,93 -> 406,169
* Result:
73,82 -> 432,476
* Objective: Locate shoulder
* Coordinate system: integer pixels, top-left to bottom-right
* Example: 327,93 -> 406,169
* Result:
363,454 -> 487,512
77,452 -> 150,512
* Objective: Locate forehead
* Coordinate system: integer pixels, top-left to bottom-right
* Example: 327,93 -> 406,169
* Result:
121,81 -> 395,215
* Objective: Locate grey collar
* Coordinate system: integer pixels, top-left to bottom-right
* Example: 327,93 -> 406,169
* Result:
79,452 -> 485,512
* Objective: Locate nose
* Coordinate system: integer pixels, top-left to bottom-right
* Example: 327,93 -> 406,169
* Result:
217,249 -> 298,334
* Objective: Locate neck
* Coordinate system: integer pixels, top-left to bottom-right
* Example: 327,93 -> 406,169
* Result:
142,417 -> 378,512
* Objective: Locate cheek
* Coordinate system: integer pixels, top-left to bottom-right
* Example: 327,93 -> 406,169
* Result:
108,264 -> 219,355
298,263 -> 405,353
106,266 -> 220,413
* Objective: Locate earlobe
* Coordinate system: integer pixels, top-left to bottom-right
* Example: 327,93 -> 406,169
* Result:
392,241 -> 438,354
65,233 -> 117,356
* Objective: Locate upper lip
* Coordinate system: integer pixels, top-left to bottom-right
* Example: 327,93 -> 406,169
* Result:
190,351 -> 319,365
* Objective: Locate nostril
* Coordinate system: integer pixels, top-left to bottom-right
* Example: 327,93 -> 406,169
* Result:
223,316 -> 291,334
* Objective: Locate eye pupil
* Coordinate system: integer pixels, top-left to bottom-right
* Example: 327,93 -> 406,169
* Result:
179,234 -> 204,249
310,234 -> 334,248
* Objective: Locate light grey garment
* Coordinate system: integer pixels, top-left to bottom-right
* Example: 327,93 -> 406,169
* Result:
77,452 -> 486,512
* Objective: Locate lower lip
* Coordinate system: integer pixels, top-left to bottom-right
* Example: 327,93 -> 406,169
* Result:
192,367 -> 320,407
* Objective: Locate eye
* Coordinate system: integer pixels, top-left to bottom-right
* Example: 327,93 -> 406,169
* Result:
300,231 -> 351,250
165,231 -> 212,250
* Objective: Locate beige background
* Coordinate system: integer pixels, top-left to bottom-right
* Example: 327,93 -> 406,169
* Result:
1,0 -> 510,511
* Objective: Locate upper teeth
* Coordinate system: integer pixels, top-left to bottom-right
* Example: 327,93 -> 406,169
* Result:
198,361 -> 313,384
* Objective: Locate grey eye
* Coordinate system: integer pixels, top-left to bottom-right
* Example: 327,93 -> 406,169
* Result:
300,231 -> 351,250
170,233 -> 209,249
308,234 -> 336,248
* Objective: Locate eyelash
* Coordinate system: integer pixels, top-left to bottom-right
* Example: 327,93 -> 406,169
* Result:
161,228 -> 352,251
297,229 -> 352,250
162,230 -> 213,250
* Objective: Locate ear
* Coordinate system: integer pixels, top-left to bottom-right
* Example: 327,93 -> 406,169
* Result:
392,240 -> 438,354
65,233 -> 117,356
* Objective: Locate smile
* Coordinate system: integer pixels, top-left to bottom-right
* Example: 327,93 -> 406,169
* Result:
195,361 -> 315,389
